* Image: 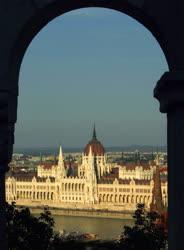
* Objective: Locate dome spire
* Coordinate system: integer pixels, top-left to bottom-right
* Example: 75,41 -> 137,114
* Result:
84,125 -> 105,156
92,123 -> 97,140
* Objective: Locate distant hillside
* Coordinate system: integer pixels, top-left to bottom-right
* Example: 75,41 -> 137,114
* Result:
14,145 -> 167,155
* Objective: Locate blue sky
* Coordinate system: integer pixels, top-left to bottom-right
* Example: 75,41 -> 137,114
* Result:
16,7 -> 168,148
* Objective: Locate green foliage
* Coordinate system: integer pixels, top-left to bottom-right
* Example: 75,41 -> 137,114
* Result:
120,203 -> 168,250
6,202 -> 55,250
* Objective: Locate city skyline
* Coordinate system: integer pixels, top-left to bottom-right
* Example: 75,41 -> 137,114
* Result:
16,7 -> 168,148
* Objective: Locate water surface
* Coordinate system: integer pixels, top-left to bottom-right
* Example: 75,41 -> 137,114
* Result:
53,215 -> 133,239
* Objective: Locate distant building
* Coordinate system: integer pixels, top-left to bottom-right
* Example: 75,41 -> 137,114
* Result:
6,127 -> 167,212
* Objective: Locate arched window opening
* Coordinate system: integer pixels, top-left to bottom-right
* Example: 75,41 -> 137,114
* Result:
11,7 -> 168,240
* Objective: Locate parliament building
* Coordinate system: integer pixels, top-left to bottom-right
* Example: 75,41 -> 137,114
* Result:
5,128 -> 168,212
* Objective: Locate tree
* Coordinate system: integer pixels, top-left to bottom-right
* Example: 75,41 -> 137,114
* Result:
6,202 -> 55,250
120,203 -> 168,250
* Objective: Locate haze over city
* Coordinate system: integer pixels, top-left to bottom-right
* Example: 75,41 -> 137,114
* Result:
16,7 -> 168,149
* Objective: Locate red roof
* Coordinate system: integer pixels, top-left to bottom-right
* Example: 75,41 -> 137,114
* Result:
84,126 -> 105,156
84,140 -> 105,156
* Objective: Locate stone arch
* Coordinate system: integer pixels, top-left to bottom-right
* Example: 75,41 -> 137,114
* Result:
7,0 -> 170,110
131,195 -> 134,204
0,2 -> 174,247
51,192 -> 54,200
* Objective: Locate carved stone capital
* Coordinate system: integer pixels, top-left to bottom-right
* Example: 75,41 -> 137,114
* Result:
154,71 -> 184,113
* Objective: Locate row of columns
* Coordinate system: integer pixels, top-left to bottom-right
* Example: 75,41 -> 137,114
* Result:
99,194 -> 151,204
16,191 -> 54,200
61,183 -> 85,192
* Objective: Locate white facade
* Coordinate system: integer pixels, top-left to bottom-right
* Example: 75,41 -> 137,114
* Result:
118,165 -> 155,180
6,145 -> 168,212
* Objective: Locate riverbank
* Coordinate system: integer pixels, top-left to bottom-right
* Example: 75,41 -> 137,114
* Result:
28,206 -> 133,219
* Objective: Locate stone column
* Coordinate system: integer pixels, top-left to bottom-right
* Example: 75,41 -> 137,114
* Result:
154,71 -> 184,250
0,88 -> 17,250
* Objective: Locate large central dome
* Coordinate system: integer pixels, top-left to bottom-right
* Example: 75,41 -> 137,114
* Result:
84,126 -> 105,156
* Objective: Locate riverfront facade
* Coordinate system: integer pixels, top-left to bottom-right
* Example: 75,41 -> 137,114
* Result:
6,128 -> 167,212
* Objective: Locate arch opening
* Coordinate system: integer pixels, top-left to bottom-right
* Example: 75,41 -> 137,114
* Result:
9,7 -> 168,238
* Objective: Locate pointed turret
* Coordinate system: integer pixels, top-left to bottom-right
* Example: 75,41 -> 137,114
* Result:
58,146 -> 63,166
57,145 -> 66,177
150,164 -> 165,214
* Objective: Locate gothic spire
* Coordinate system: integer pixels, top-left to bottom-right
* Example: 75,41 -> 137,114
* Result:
57,145 -> 66,177
92,123 -> 97,140
58,145 -> 63,166
150,165 -> 165,214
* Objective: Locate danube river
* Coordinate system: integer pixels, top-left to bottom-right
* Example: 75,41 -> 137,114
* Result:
52,215 -> 133,240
